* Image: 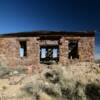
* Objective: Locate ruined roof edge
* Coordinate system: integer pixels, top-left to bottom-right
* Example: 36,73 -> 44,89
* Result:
0,31 -> 95,37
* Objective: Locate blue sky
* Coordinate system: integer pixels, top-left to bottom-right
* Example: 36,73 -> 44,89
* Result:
0,0 -> 100,59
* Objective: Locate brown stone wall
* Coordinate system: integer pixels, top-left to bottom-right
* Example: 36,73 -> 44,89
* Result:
78,37 -> 95,62
59,37 -> 69,65
59,36 -> 95,65
0,37 -> 40,67
0,35 -> 95,67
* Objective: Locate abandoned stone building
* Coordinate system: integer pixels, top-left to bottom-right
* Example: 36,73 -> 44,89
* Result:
0,31 -> 95,67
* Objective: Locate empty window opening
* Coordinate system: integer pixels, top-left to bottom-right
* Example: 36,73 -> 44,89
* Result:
40,46 -> 59,64
68,40 -> 79,59
19,41 -> 27,57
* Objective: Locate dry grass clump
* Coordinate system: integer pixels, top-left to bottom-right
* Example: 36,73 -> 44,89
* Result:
0,66 -> 26,79
21,62 -> 100,100
0,54 -> 27,78
0,62 -> 99,100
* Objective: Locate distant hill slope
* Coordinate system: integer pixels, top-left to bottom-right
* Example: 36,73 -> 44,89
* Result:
95,59 -> 100,64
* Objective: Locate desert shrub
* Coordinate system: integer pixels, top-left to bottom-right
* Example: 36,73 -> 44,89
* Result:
0,67 -> 12,78
43,86 -> 58,96
85,83 -> 100,100
43,83 -> 61,96
0,55 -> 26,78
61,88 -> 71,98
21,63 -> 100,100
0,66 -> 26,79
21,82 -> 33,94
14,65 -> 27,74
44,70 -> 59,83
21,81 -> 43,100
14,89 -> 36,100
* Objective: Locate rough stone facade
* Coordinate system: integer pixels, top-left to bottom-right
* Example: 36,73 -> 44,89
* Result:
0,31 -> 95,67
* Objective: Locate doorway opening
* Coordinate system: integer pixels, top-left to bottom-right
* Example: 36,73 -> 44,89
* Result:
68,40 -> 79,59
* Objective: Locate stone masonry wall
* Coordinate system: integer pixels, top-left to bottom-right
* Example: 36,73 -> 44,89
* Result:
59,37 -> 68,65
59,36 -> 95,65
78,37 -> 95,62
0,37 -> 40,67
0,35 -> 95,67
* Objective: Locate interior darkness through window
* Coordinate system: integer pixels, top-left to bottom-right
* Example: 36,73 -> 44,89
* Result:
40,46 -> 59,64
68,40 -> 79,59
19,41 -> 27,57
